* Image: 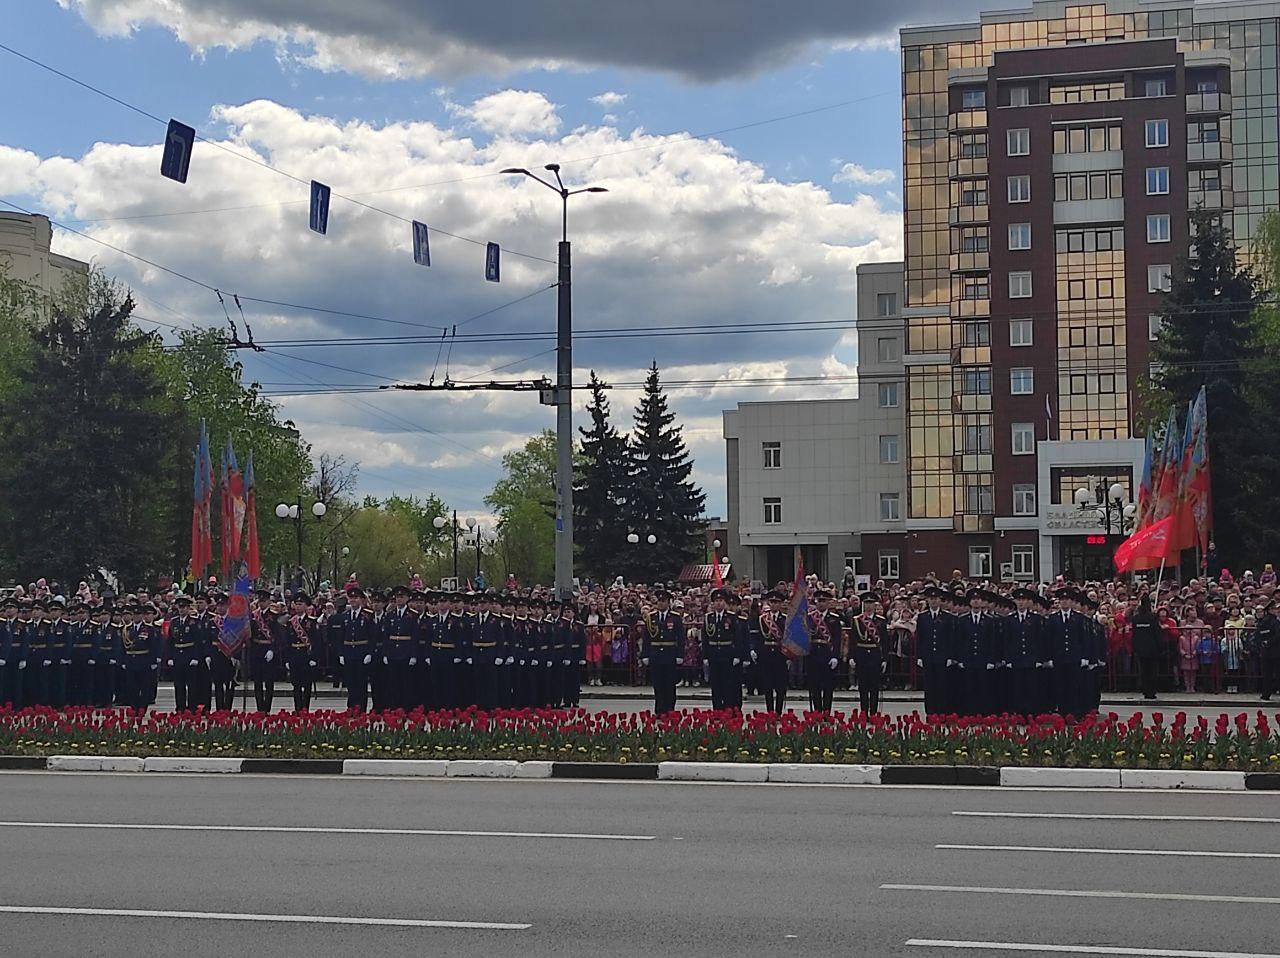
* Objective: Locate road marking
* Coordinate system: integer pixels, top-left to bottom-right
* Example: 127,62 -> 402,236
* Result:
883,884 -> 1280,906
0,904 -> 528,930
906,939 -> 1280,957
937,844 -> 1280,861
954,812 -> 1280,825
0,820 -> 653,842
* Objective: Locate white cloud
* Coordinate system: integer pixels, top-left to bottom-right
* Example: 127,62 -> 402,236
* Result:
833,162 -> 895,186
4,98 -> 901,513
590,91 -> 628,107
448,90 -> 561,138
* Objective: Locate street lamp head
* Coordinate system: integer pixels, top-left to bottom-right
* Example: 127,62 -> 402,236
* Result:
627,533 -> 639,545
432,516 -> 447,530
288,504 -> 300,520
311,501 -> 327,519
544,163 -> 560,172
466,516 -> 477,530
341,546 -> 350,556
585,187 -> 609,193
1108,482 -> 1126,503
1123,503 -> 1137,519
500,167 -> 529,175
275,503 -> 290,520
646,534 -> 657,545
713,539 -> 722,549
1073,487 -> 1092,507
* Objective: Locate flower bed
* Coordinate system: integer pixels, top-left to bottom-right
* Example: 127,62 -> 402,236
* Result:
2,707 -> 1278,771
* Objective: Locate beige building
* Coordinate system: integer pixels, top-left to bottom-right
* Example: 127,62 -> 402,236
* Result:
0,212 -> 89,299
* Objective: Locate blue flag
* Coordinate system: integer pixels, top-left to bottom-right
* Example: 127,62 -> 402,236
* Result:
412,220 -> 431,266
309,180 -> 331,234
485,242 -> 501,282
218,565 -> 252,656
782,556 -> 811,659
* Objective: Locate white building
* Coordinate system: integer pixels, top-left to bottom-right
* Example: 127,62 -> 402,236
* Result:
0,212 -> 89,299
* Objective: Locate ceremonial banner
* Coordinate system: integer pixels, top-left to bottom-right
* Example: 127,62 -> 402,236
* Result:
218,566 -> 252,656
1114,514 -> 1176,573
244,451 -> 261,580
782,556 -> 810,659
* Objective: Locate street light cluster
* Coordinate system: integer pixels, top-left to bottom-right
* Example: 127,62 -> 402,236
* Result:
1074,480 -> 1137,535
626,532 -> 658,545
274,501 -> 327,520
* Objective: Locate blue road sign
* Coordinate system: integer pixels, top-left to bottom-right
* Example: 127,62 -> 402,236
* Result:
485,242 -> 501,282
309,180 -> 331,234
160,119 -> 195,183
412,220 -> 431,266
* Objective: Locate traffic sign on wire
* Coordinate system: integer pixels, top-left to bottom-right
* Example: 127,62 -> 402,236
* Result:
309,180 -> 331,234
160,119 -> 195,183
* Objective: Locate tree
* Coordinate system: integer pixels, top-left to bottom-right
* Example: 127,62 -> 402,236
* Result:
341,507 -> 427,589
1150,206 -> 1273,564
575,372 -> 630,583
625,362 -> 706,581
486,431 -> 556,586
0,276 -> 173,585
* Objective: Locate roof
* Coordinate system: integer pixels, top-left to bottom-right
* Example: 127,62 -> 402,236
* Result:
678,563 -> 732,584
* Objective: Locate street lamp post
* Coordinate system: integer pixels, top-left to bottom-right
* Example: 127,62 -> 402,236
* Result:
1075,480 -> 1136,536
275,498 -> 326,581
433,511 -> 461,582
500,163 -> 607,601
466,516 -> 483,582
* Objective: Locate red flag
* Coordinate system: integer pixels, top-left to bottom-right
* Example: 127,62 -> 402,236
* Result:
244,452 -> 261,580
220,447 -> 231,579
711,549 -> 722,589
1114,515 -> 1176,572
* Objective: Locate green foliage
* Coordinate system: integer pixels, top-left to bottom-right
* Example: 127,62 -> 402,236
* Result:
574,372 -> 630,583
341,507 -> 428,589
381,493 -> 451,554
486,430 -> 556,586
623,362 -> 706,581
1150,207 -> 1275,565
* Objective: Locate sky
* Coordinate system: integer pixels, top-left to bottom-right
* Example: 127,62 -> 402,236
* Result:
0,0 -> 987,520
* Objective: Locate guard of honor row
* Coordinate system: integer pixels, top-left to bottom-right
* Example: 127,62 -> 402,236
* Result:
0,582 -> 1108,720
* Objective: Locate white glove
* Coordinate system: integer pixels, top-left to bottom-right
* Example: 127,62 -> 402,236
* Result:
42,659 -> 52,667
88,659 -> 96,665
409,657 -> 417,666
204,657 -> 211,668
946,659 -> 954,666
190,659 -> 200,668
545,659 -> 553,667
560,658 -> 569,667
531,658 -> 539,666
109,659 -> 116,665
309,660 -> 317,667
732,658 -> 740,666
466,657 -> 473,665
642,657 -> 650,666
917,658 -> 924,668
61,659 -> 71,666
957,662 -> 966,669
579,659 -> 586,666
828,657 -> 838,670
1079,658 -> 1089,668
506,656 -> 514,665
881,661 -> 888,673
18,661 -> 26,670
265,650 -> 274,663
1046,659 -> 1054,668
750,650 -> 758,662
339,656 -> 345,666
362,654 -> 372,666
676,658 -> 685,666
495,657 -> 504,667
150,663 -> 158,671
167,659 -> 174,668
1,658 -> 9,667
1034,662 -> 1042,669
383,656 -> 389,665
453,657 -> 461,664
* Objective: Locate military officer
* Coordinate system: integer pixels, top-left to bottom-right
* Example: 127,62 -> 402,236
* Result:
1046,588 -> 1086,717
556,601 -> 585,708
471,594 -> 505,709
845,592 -> 887,714
0,597 -> 25,708
915,586 -> 952,715
248,598 -> 281,712
1003,588 -> 1045,717
641,590 -> 684,714
120,602 -> 161,711
702,590 -> 739,711
337,588 -> 375,711
167,595 -> 207,712
757,592 -> 789,714
284,593 -> 318,711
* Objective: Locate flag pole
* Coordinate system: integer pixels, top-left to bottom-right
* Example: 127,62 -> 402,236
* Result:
1153,557 -> 1166,607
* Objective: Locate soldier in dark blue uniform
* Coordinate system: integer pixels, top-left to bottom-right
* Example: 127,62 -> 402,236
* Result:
64,602 -> 95,706
641,591 -> 683,714
703,590 -> 739,710
1258,599 -> 1280,701
806,590 -> 840,713
379,586 -> 418,711
45,598 -> 72,708
120,602 -> 161,711
846,591 -> 887,714
915,586 -> 952,715
953,590 -> 996,716
285,594 -> 318,711
496,595 -> 516,708
725,592 -> 748,708
1080,594 -> 1106,716
470,594 -> 504,709
249,599 -> 282,712
757,592 -> 789,714
0,597 -> 25,708
336,589 -> 375,711
509,597 -> 533,707
427,594 -> 457,708
166,595 -> 205,712
191,594 -> 218,711
1046,588 -> 1085,717
1003,589 -> 1045,718
557,602 -> 585,708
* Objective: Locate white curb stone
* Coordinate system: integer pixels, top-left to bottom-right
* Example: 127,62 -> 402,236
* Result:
513,761 -> 554,779
1120,769 -> 1246,790
657,762 -> 769,783
767,763 -> 882,785
446,760 -> 519,778
342,759 -> 448,777
1000,767 -> 1121,788
142,757 -> 243,773
47,755 -> 144,773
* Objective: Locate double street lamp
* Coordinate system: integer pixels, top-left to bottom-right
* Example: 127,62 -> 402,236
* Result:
275,497 -> 327,569
1074,480 -> 1137,536
433,511 -> 483,582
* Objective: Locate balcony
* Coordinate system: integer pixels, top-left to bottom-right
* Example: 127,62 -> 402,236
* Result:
953,513 -> 996,533
1188,188 -> 1233,210
950,251 -> 989,272
1187,140 -> 1232,164
1186,91 -> 1231,115
949,110 -> 987,133
949,204 -> 989,226
948,157 -> 988,179
952,298 -> 990,319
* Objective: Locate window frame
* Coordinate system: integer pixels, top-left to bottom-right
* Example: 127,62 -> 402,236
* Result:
879,492 -> 901,522
1012,422 -> 1035,455
1145,118 -> 1169,148
877,382 -> 900,408
1010,366 -> 1035,395
968,545 -> 993,578
877,550 -> 900,580
762,441 -> 782,470
762,497 -> 782,525
1009,271 -> 1033,299
1011,544 -> 1035,578
1012,483 -> 1037,515
1008,222 -> 1031,250
1147,213 -> 1171,244
878,434 -> 900,464
1147,264 -> 1172,293
1007,174 -> 1031,203
1146,166 -> 1170,195
1007,128 -> 1030,156
1009,318 -> 1033,346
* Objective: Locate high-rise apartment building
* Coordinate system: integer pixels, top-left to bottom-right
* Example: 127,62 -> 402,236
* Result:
888,0 -> 1278,580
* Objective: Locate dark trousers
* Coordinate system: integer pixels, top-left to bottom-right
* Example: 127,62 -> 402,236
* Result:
1008,668 -> 1036,717
473,659 -> 498,709
808,659 -> 836,713
431,656 -> 456,709
854,652 -> 882,715
287,659 -> 313,711
1260,657 -> 1279,699
1,664 -> 22,709
761,652 -> 789,714
172,662 -> 200,712
547,660 -> 564,707
1137,654 -> 1161,699
343,656 -> 369,711
922,664 -> 948,715
563,662 -> 580,707
380,662 -> 413,711
651,662 -> 678,714
708,658 -> 736,710
122,669 -> 150,711
253,678 -> 275,713
47,662 -> 67,708
94,664 -> 116,707
67,662 -> 94,706
1052,665 -> 1080,717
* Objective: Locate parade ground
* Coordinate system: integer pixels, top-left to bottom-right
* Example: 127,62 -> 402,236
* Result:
0,770 -> 1276,957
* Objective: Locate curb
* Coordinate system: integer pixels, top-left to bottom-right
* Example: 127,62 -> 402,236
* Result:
6,756 -> 1277,789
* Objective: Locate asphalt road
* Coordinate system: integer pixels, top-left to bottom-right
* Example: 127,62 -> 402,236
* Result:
0,772 -> 1276,957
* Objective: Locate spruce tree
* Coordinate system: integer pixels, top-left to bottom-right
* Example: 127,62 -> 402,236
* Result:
574,372 -> 630,583
626,362 -> 706,582
1151,206 -> 1272,564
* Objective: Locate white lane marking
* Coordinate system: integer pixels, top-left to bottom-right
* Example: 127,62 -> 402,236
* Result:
883,884 -> 1280,906
0,820 -> 653,842
906,939 -> 1280,957
0,904 -> 528,930
937,844 -> 1280,861
954,812 -> 1280,825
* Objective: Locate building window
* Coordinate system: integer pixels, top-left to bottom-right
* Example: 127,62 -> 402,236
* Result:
1148,264 -> 1172,293
1145,118 -> 1169,148
1008,174 -> 1031,203
1148,314 -> 1163,341
763,497 -> 782,525
960,321 -> 991,347
959,275 -> 989,301
1196,79 -> 1219,94
877,337 -> 900,363
1009,271 -> 1032,299
959,227 -> 989,253
878,550 -> 900,580
1010,367 -> 1034,395
1012,422 -> 1035,455
960,367 -> 992,396
1007,128 -> 1030,156
1013,483 -> 1037,515
1008,85 -> 1030,107
878,382 -> 899,407
1144,78 -> 1168,97
963,421 -> 992,454
762,441 -> 781,469
958,133 -> 988,159
879,434 -> 900,464
1011,544 -> 1035,578
1146,166 -> 1170,195
1147,214 -> 1171,244
1008,222 -> 1031,250
965,483 -> 995,515
1053,123 -> 1121,154
968,545 -> 993,578
1009,318 -> 1033,346
961,88 -> 986,110
876,292 -> 898,316
879,493 -> 901,522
